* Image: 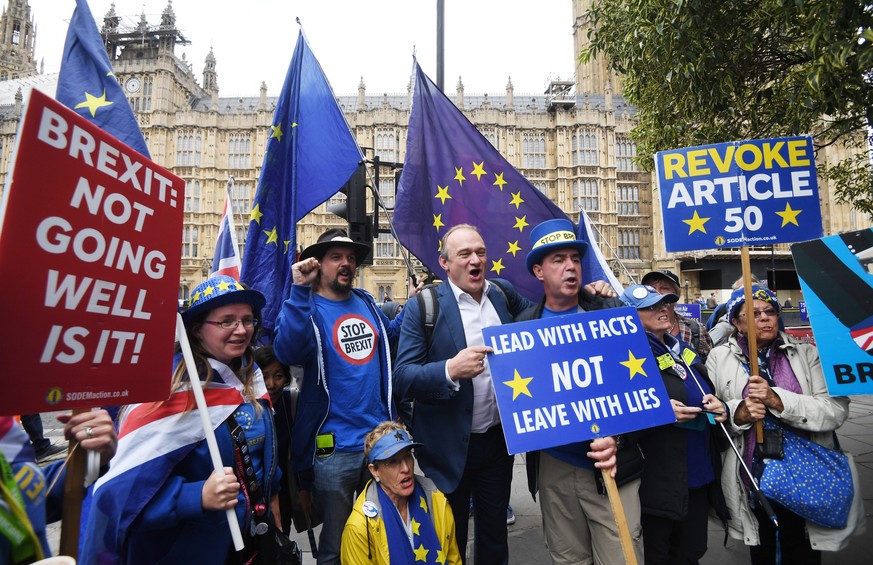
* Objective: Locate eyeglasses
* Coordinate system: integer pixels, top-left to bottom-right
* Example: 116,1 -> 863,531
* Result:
640,302 -> 671,312
376,450 -> 414,470
203,318 -> 258,330
739,308 -> 778,320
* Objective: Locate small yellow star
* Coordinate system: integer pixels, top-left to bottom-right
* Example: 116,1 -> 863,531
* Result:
433,213 -> 445,231
509,191 -> 525,209
435,185 -> 452,204
454,167 -> 466,186
270,123 -> 283,141
775,202 -> 802,227
291,122 -> 298,128
513,215 -> 529,232
411,518 -> 421,535
490,258 -> 505,275
203,285 -> 215,297
413,544 -> 429,562
234,282 -> 245,290
507,240 -> 521,256
493,172 -> 507,191
263,226 -> 279,245
191,291 -> 201,302
419,495 -> 428,512
250,204 -> 263,225
620,351 -> 648,379
74,89 -> 113,117
682,210 -> 710,235
471,161 -> 487,181
436,549 -> 447,564
503,369 -> 533,400
284,240 -> 292,254
216,280 -> 231,291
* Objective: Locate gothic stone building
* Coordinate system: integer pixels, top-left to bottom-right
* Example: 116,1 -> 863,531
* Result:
0,0 -> 868,306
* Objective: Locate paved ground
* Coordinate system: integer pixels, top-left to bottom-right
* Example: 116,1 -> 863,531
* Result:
41,395 -> 873,563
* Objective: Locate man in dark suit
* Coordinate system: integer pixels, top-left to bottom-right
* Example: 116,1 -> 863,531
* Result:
394,224 -> 531,564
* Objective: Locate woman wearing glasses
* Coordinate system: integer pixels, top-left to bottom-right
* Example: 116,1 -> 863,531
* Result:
81,275 -> 283,564
706,286 -> 854,564
341,421 -> 461,565
620,284 -> 729,565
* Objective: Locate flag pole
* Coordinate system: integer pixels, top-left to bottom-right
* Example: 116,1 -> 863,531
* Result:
175,313 -> 244,551
224,177 -> 242,271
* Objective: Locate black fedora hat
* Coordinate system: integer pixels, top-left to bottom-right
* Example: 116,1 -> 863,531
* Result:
299,228 -> 370,265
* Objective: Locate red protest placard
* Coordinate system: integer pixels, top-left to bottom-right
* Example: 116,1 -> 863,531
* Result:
0,89 -> 183,414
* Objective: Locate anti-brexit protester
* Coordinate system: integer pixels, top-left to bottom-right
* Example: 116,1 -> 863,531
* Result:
81,276 -> 282,564
621,284 -> 729,565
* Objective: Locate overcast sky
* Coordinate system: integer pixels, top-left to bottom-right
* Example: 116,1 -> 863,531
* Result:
29,0 -> 577,98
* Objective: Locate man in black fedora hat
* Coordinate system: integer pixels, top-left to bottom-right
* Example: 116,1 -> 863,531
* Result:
273,228 -> 404,565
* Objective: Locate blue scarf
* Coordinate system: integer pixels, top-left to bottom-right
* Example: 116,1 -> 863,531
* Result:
377,480 -> 444,564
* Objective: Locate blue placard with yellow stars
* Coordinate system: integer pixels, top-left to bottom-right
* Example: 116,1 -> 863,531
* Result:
483,307 -> 677,455
655,136 -> 822,252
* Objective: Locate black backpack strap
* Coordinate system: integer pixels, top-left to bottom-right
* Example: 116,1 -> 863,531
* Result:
690,319 -> 701,351
417,285 -> 439,346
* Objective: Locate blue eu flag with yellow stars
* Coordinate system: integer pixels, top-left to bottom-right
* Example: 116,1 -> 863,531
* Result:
241,29 -> 362,333
56,0 -> 149,157
395,61 -> 568,301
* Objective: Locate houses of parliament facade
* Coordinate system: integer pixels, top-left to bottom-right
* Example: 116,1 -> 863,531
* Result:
0,0 -> 868,304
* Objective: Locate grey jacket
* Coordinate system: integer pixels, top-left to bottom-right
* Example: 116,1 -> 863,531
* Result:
706,332 -> 862,551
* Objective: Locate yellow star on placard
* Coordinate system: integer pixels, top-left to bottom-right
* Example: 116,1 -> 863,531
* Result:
776,202 -> 802,227
620,351 -> 648,379
493,172 -> 507,191
270,123 -> 283,141
216,280 -> 231,291
504,369 -> 533,400
490,258 -> 505,275
507,240 -> 521,256
435,185 -> 452,204
471,161 -> 487,180
682,210 -> 710,235
413,544 -> 429,562
509,191 -> 525,209
419,495 -> 428,512
513,215 -> 529,232
74,89 -> 113,117
263,226 -> 279,245
454,167 -> 466,186
433,213 -> 445,231
411,518 -> 421,535
250,204 -> 263,225
436,550 -> 447,564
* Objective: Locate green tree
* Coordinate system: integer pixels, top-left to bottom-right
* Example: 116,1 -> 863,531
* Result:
584,0 -> 873,215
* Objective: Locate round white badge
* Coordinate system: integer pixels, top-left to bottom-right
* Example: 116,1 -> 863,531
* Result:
362,501 -> 378,518
333,314 -> 378,365
632,286 -> 649,299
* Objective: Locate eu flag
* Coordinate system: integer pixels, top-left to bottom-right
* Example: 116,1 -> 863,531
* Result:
395,62 -> 568,301
241,30 -> 362,333
576,208 -> 623,293
56,0 -> 149,157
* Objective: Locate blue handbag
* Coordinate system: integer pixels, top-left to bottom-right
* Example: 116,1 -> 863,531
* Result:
759,418 -> 854,529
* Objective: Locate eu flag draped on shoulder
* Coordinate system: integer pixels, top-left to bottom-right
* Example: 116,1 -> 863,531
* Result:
394,61 -> 567,301
56,0 -> 150,158
241,29 -> 362,334
211,183 -> 242,280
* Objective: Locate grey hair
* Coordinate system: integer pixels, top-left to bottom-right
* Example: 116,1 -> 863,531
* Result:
439,224 -> 482,260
